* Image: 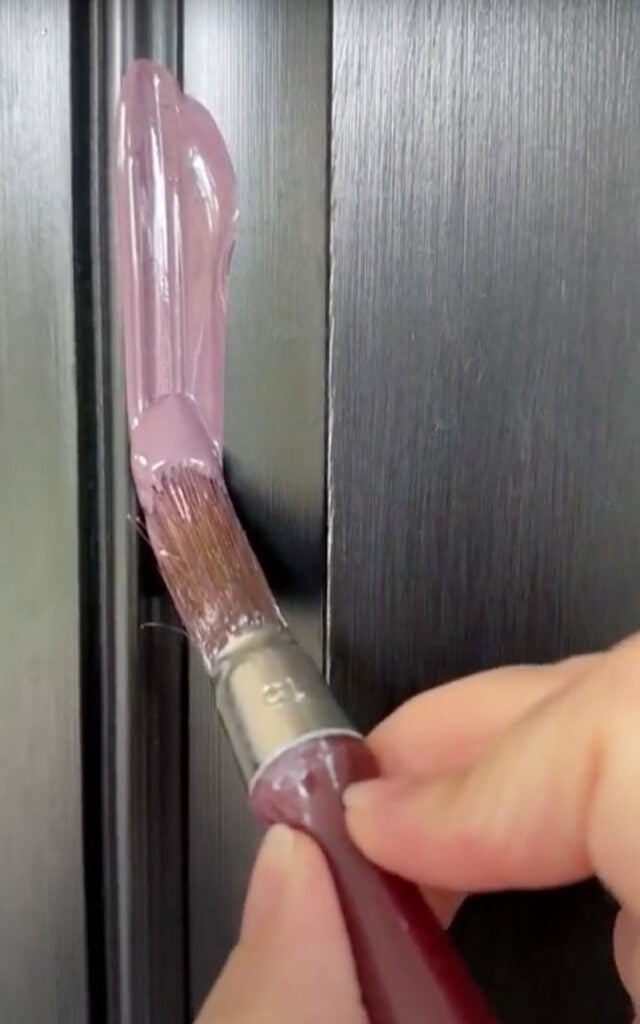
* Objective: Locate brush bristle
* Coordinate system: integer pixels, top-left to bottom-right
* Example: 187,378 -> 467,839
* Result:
146,466 -> 281,670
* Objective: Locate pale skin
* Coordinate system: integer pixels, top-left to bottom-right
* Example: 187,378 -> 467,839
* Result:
196,632 -> 640,1023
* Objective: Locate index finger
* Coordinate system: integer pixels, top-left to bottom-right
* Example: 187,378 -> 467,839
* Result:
348,638 -> 640,914
369,655 -> 600,779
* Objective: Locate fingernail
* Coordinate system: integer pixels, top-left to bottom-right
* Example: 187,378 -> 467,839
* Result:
240,824 -> 296,941
343,777 -> 416,811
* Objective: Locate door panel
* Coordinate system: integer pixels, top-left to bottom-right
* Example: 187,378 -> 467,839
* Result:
329,1 -> 640,1020
0,2 -> 88,1020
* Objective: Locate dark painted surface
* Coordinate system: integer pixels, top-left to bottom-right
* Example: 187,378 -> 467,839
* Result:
0,2 -> 88,1020
329,1 -> 640,1021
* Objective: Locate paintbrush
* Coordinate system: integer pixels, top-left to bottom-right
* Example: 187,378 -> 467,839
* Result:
114,60 -> 497,1024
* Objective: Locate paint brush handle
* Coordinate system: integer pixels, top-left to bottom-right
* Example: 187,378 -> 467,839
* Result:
250,734 -> 497,1024
216,631 -> 497,1023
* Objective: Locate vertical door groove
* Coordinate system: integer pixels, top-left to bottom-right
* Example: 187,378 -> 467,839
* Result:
79,2 -> 186,1021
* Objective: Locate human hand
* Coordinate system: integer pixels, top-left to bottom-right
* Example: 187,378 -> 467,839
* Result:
196,634 -> 640,1022
345,636 -> 640,1018
193,810 -> 464,1024
193,823 -> 365,1023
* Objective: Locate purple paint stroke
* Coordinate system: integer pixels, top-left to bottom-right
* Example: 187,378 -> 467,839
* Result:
114,59 -> 237,510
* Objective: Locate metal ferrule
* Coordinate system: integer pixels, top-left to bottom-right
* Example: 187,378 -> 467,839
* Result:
213,626 -> 361,789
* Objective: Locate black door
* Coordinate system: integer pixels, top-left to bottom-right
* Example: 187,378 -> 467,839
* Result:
3,3 -> 636,1022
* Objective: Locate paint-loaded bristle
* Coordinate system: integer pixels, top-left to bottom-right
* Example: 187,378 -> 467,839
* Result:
146,466 -> 281,670
115,64 -> 274,671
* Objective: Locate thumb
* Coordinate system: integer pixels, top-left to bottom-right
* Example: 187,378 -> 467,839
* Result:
345,636 -> 640,916
195,825 -> 365,1024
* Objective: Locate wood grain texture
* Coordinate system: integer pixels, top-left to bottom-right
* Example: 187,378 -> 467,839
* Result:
0,2 -> 88,1020
330,1 -> 640,1020
183,0 -> 330,1011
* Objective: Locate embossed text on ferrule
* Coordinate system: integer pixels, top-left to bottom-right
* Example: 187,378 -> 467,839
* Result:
261,676 -> 309,709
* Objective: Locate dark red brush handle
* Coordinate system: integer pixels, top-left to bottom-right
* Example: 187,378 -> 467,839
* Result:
250,733 -> 497,1024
